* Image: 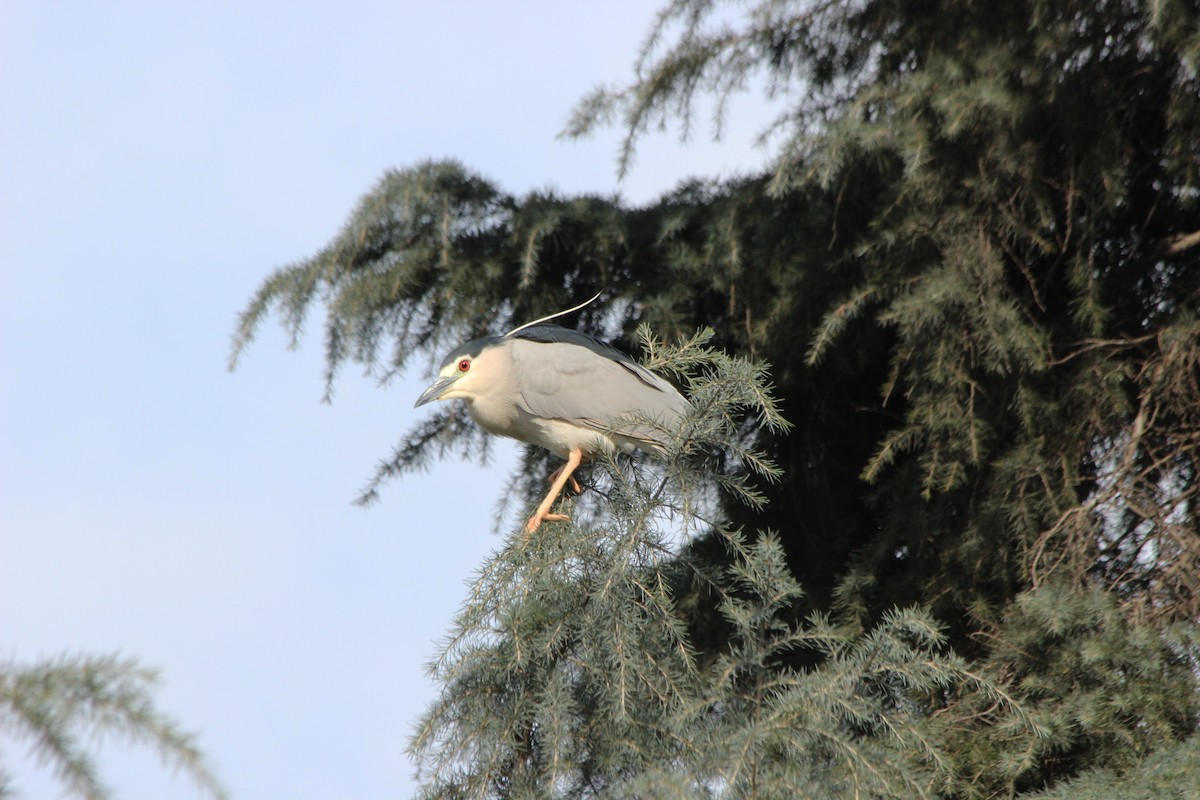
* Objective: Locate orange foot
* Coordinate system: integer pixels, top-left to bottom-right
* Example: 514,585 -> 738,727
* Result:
524,511 -> 570,535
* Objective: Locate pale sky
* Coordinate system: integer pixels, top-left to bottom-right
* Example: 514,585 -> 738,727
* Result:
0,3 -> 771,798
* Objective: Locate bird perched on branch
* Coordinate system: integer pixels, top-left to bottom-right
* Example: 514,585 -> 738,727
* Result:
415,302 -> 689,534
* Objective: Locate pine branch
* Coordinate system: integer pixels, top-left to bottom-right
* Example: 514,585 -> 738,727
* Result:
0,653 -> 226,800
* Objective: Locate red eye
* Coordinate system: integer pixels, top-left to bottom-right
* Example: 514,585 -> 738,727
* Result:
457,358 -> 471,372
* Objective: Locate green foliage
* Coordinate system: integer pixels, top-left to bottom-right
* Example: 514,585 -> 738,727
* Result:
409,337 -> 1020,799
565,0 -> 1200,628
228,161 -> 625,401
940,583 -> 1200,797
1024,734 -> 1200,800
0,653 -> 226,800
234,0 -> 1200,795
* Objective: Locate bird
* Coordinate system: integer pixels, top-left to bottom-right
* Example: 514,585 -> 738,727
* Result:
414,317 -> 690,534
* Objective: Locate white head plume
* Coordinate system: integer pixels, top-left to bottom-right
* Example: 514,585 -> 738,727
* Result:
504,291 -> 604,338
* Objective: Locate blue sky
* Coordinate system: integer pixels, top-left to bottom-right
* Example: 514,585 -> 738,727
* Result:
0,3 -> 770,797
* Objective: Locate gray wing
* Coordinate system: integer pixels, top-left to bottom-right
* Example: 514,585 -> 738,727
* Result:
508,337 -> 689,442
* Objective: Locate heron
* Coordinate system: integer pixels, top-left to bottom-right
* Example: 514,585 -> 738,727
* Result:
415,311 -> 689,534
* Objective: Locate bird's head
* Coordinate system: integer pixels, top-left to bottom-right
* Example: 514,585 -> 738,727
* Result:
414,335 -> 506,408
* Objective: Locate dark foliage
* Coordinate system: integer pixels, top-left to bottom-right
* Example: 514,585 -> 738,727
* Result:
233,1 -> 1200,795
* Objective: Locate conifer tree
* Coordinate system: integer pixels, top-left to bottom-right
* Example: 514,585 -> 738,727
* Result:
232,0 -> 1200,795
0,653 -> 226,800
408,331 -> 1027,799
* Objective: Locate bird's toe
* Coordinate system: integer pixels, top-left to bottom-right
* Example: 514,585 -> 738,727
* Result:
524,511 -> 572,536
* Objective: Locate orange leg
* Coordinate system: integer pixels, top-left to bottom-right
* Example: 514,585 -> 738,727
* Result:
525,447 -> 583,535
548,463 -> 583,495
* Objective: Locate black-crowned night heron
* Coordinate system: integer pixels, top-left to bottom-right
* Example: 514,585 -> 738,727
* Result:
415,323 -> 690,534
